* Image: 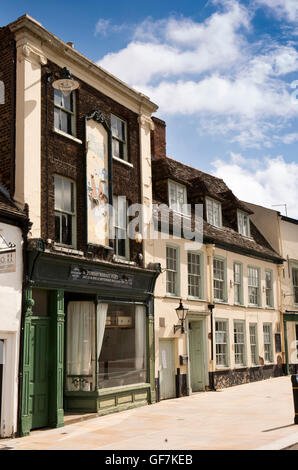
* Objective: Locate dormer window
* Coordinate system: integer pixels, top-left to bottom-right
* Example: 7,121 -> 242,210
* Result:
206,197 -> 222,228
237,210 -> 250,237
168,180 -> 188,215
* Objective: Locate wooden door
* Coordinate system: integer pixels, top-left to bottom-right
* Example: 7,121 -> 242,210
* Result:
30,318 -> 50,430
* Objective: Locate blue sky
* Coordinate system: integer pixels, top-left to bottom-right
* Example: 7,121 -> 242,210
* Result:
2,0 -> 298,217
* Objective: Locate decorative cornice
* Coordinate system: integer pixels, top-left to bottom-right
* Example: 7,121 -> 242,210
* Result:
18,42 -> 47,65
86,110 -> 108,126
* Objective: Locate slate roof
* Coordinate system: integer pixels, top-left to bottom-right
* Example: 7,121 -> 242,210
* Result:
152,157 -> 283,263
0,183 -> 27,222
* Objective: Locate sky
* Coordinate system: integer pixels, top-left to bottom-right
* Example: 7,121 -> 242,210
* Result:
1,0 -> 298,218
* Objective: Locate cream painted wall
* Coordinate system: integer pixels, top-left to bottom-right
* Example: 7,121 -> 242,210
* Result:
0,221 -> 23,437
245,202 -> 281,255
148,232 -> 281,381
14,34 -> 44,238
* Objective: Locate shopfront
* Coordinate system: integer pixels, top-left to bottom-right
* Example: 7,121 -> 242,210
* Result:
20,246 -> 160,436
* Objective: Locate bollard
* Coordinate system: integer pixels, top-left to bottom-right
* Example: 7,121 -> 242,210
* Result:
291,375 -> 298,424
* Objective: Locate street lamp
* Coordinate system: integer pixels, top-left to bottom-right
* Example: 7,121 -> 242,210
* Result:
174,299 -> 188,334
52,67 -> 80,97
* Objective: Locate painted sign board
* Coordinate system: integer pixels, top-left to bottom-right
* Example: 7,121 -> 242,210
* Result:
85,111 -> 112,248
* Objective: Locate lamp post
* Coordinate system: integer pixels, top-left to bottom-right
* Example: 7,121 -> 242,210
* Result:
174,299 -> 188,334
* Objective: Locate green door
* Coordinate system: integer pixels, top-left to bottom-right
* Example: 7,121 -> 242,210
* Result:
189,321 -> 205,392
30,318 -> 50,429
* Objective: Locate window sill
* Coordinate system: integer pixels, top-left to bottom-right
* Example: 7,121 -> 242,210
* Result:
53,128 -> 83,144
52,244 -> 83,256
214,300 -> 229,305
247,304 -> 263,309
234,303 -> 245,307
113,255 -> 136,266
113,156 -> 134,168
187,296 -> 205,302
215,366 -> 230,371
165,294 -> 181,300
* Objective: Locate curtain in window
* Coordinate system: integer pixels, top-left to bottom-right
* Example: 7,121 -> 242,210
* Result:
135,305 -> 146,370
66,301 -> 94,376
97,303 -> 108,360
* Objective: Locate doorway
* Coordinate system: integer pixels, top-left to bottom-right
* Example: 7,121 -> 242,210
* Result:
159,339 -> 176,400
30,318 -> 50,429
189,320 -> 205,392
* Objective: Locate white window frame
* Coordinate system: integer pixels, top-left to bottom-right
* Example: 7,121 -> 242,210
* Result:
213,257 -> 227,302
265,269 -> 274,308
233,262 -> 243,305
113,195 -> 129,260
168,180 -> 189,216
166,245 -> 179,296
249,323 -> 258,366
54,89 -> 76,137
248,266 -> 261,307
111,114 -> 127,162
237,210 -> 251,237
187,251 -> 203,299
263,323 -> 273,364
54,175 -> 76,248
206,197 -> 222,228
215,319 -> 229,368
233,320 -> 246,367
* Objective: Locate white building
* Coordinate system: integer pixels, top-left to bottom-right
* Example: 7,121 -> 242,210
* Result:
0,184 -> 28,437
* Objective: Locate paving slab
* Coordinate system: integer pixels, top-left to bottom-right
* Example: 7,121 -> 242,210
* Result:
1,376 -> 298,450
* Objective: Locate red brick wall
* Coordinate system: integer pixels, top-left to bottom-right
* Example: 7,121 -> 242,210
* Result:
41,62 -> 142,262
0,27 -> 16,193
151,117 -> 166,160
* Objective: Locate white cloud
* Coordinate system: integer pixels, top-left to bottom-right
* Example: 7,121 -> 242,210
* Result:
212,154 -> 298,218
256,0 -> 298,22
95,19 -> 110,36
96,0 -> 298,148
99,2 -> 250,85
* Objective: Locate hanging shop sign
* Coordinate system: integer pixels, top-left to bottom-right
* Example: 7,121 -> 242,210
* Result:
0,233 -> 16,273
85,110 -> 112,248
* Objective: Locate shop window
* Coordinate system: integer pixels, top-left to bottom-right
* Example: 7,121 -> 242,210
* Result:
54,175 -> 76,248
98,304 -> 146,389
54,89 -> 76,136
66,301 -> 96,392
111,114 -> 127,161
215,320 -> 229,367
234,321 -> 246,366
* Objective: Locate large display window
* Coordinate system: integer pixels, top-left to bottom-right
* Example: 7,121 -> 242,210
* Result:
66,301 -> 146,392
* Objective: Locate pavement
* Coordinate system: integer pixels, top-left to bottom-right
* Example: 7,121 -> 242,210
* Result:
1,376 -> 298,450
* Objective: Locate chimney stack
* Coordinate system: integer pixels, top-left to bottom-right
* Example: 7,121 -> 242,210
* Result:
151,117 -> 166,160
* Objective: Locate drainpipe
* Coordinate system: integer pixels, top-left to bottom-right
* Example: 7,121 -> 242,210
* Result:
17,206 -> 31,437
277,264 -> 287,372
206,244 -> 215,390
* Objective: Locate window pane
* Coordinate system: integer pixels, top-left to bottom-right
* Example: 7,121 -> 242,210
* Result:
54,212 -> 61,243
234,321 -> 245,366
215,320 -> 228,366
98,304 -> 146,389
62,213 -> 72,245
54,176 -> 62,211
